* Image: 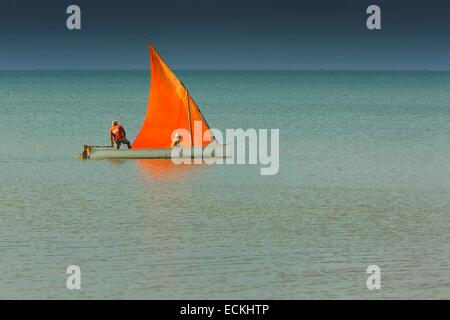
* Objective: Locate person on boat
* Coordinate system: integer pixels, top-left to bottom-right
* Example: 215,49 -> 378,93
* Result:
170,132 -> 181,148
110,120 -> 131,149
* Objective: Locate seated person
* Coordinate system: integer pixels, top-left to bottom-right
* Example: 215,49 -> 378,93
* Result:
170,132 -> 181,148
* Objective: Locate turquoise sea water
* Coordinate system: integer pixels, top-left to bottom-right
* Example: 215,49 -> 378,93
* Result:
1,70 -> 450,299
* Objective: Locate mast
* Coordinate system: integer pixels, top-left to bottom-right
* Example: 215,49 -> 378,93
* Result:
186,89 -> 194,147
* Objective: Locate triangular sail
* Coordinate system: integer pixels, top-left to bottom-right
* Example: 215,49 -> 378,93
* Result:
132,44 -> 211,149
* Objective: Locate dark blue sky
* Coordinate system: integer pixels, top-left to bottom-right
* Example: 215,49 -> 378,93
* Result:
1,0 -> 450,70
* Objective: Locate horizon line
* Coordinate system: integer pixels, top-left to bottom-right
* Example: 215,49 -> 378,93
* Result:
1,68 -> 450,72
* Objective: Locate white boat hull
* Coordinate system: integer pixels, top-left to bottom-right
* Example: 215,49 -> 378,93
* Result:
80,144 -> 230,160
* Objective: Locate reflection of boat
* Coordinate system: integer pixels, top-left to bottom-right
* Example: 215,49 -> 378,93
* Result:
81,40 -> 229,160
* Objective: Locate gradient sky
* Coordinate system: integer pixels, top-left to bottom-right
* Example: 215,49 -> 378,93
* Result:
0,0 -> 449,70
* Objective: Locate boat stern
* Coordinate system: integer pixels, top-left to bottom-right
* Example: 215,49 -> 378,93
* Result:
80,145 -> 92,159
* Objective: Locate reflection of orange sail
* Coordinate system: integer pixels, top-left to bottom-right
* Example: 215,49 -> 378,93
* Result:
132,44 -> 211,149
136,159 -> 204,182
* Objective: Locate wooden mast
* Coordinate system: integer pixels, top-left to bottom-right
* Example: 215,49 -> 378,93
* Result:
186,89 -> 194,147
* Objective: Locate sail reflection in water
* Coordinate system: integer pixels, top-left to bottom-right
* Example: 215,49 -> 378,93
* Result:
135,159 -> 207,182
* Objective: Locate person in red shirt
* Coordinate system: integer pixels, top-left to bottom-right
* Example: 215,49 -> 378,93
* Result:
110,120 -> 131,149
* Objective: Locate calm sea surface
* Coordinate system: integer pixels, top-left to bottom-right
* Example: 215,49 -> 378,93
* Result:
1,70 -> 450,299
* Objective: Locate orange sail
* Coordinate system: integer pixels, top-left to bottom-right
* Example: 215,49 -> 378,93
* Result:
132,44 -> 212,149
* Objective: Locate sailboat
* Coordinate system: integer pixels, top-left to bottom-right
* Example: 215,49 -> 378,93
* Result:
81,41 -> 228,160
